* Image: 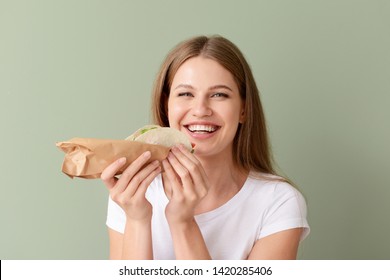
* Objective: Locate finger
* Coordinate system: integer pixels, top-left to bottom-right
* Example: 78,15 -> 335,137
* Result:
170,147 -> 209,200
175,144 -> 198,165
115,151 -> 151,193
101,157 -> 126,189
174,145 -> 204,172
162,159 -> 183,197
132,164 -> 162,201
122,160 -> 160,198
167,151 -> 195,192
171,146 -> 208,188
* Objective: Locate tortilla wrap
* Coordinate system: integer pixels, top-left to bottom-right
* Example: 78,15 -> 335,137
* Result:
56,125 -> 192,179
132,126 -> 193,152
56,138 -> 170,179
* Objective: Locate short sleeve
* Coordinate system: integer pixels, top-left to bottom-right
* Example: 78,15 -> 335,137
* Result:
257,182 -> 310,241
106,196 -> 126,234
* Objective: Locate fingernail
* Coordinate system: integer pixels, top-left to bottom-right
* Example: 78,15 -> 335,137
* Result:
118,157 -> 126,164
143,151 -> 151,158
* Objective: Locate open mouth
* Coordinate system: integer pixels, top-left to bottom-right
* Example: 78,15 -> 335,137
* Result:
185,124 -> 220,134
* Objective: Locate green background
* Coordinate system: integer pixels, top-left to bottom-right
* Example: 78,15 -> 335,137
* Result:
1,0 -> 389,259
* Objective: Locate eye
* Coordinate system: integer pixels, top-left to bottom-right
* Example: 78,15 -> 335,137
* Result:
178,92 -> 193,97
211,92 -> 229,98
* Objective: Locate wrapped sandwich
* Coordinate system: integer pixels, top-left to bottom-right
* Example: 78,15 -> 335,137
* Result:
56,125 -> 193,179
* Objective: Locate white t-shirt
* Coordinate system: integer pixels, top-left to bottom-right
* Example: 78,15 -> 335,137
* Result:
106,173 -> 310,260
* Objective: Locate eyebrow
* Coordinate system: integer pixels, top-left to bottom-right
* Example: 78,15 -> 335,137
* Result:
174,84 -> 195,90
174,84 -> 233,92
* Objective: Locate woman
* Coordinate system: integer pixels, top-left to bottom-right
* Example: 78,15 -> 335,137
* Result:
102,35 -> 310,259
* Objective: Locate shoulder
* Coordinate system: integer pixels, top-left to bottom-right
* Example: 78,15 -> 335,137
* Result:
247,172 -> 310,241
247,172 -> 304,200
246,172 -> 308,218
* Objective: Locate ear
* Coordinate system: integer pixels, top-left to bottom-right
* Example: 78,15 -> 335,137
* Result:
239,102 -> 246,123
239,111 -> 246,123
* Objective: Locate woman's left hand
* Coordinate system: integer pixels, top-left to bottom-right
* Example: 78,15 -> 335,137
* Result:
162,144 -> 209,225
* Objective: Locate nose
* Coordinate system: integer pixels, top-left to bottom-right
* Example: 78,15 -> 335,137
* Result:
192,96 -> 212,117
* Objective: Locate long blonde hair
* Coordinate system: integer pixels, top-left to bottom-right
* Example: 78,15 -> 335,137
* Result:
151,35 -> 278,177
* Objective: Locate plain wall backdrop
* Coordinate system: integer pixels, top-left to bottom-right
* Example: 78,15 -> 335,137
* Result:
1,0 -> 389,259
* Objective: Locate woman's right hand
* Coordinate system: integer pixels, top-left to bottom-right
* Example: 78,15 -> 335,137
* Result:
101,151 -> 161,222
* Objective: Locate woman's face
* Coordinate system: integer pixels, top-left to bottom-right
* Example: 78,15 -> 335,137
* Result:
168,56 -> 244,158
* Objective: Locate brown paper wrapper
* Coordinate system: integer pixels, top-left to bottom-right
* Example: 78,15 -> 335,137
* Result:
56,138 -> 170,179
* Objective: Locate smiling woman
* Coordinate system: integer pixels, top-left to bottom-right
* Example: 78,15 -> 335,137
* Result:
167,57 -> 243,157
103,35 -> 310,260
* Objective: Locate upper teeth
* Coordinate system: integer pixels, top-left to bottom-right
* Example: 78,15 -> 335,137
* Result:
188,125 -> 217,132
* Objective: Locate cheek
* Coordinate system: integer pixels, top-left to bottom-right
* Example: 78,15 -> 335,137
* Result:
225,104 -> 242,124
167,101 -> 184,128
225,106 -> 243,135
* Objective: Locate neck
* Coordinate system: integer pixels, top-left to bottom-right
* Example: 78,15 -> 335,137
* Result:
196,152 -> 248,194
191,152 -> 248,214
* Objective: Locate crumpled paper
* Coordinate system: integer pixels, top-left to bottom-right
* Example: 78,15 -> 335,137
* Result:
56,138 -> 170,179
